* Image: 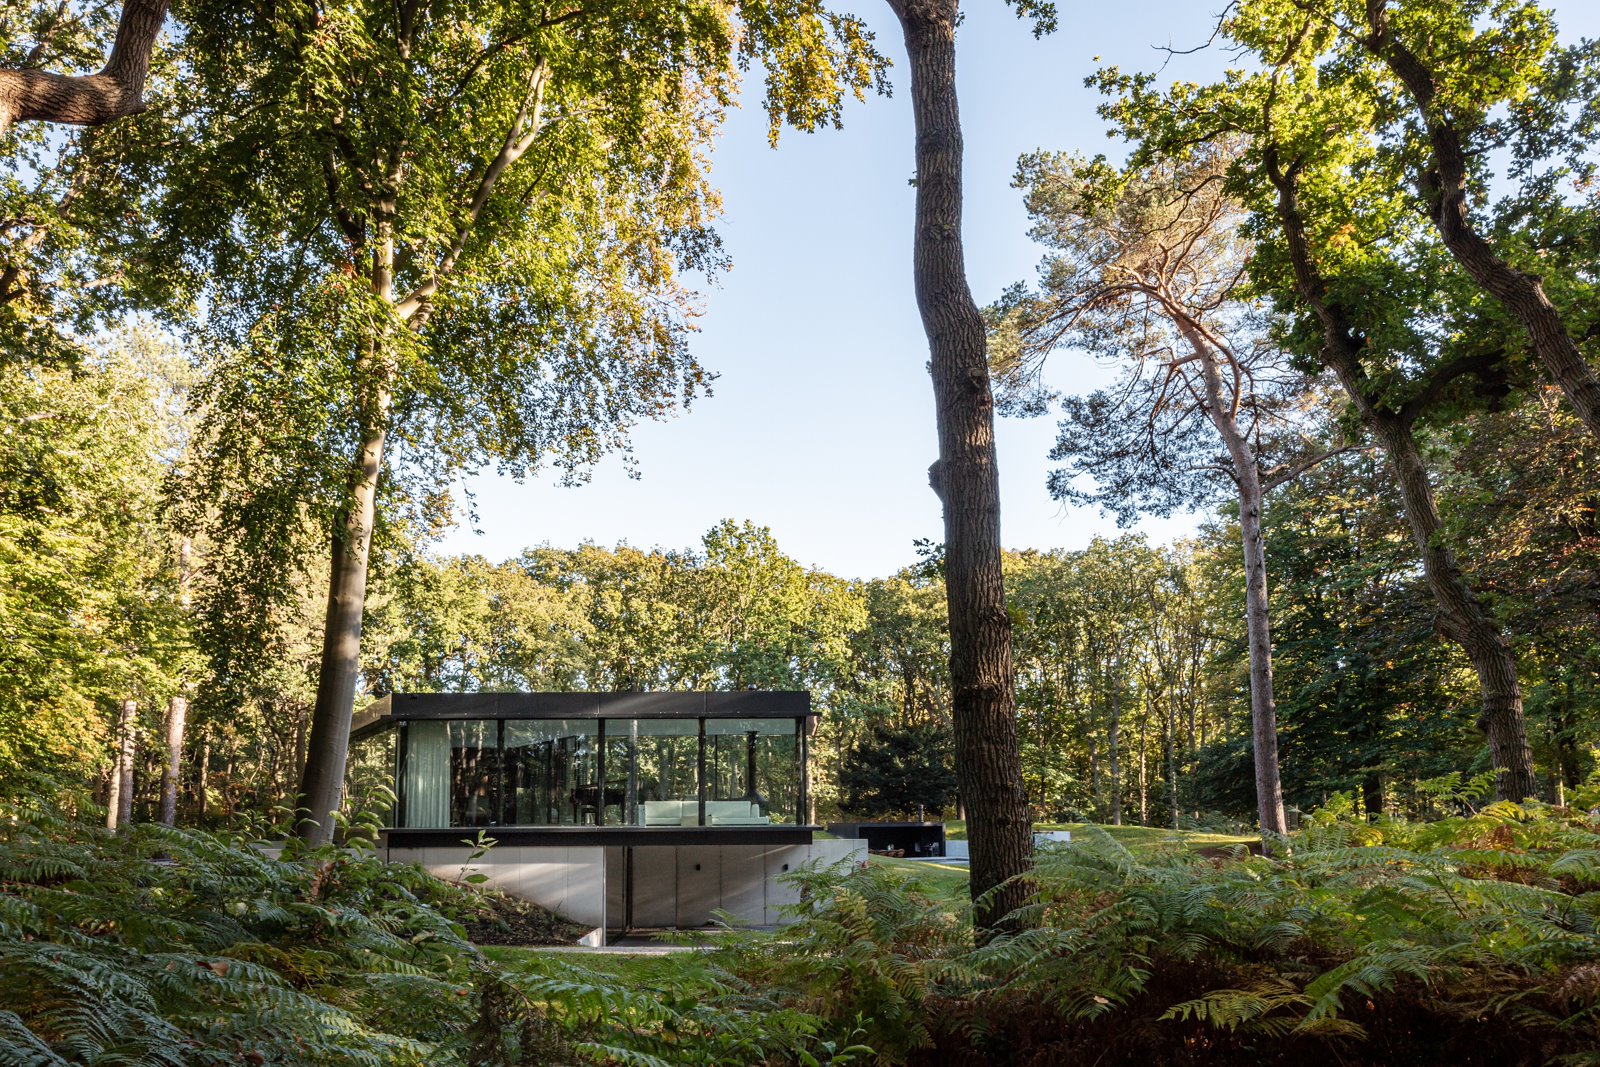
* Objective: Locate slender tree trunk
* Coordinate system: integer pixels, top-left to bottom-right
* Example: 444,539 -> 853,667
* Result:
1365,11 -> 1600,442
106,698 -> 137,829
158,535 -> 193,827
1137,694 -> 1149,826
1267,153 -> 1538,802
1166,696 -> 1180,830
887,0 -> 1031,931
195,737 -> 209,823
1108,661 -> 1122,826
1184,324 -> 1289,834
296,220 -> 396,845
158,694 -> 187,826
0,0 -> 168,133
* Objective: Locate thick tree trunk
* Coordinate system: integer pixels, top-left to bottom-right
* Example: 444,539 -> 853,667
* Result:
296,222 -> 396,845
296,416 -> 387,843
0,0 -> 169,133
106,697 -> 137,829
1368,416 -> 1537,800
888,0 -> 1031,932
1365,10 -> 1600,442
1267,155 -> 1538,802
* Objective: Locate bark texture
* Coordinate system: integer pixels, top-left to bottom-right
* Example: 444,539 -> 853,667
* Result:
108,698 -> 137,829
888,0 -> 1032,932
296,212 -> 396,845
1363,3 -> 1600,442
1267,154 -> 1538,801
0,0 -> 168,133
1186,328 -> 1288,835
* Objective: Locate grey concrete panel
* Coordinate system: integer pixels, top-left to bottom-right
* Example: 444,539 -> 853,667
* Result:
675,846 -> 722,928
630,846 -> 678,928
717,846 -> 768,925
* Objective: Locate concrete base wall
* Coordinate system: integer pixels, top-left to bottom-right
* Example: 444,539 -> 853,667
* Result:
385,844 -> 608,929
386,838 -> 865,932
611,839 -> 866,928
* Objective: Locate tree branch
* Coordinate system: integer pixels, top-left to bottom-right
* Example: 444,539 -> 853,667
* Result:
0,0 -> 169,134
395,57 -> 551,322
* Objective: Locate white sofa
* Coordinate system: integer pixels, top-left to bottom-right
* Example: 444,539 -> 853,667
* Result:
639,799 -> 770,826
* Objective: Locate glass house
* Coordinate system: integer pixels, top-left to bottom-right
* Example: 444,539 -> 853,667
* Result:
348,691 -> 816,846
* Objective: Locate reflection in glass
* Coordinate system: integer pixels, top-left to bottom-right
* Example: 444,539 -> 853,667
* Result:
449,720 -> 499,827
345,726 -> 397,826
503,719 -> 598,826
706,718 -> 797,825
604,720 -> 637,826
633,719 -> 700,825
389,714 -> 804,829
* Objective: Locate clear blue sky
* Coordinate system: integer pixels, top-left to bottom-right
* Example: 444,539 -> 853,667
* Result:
438,1 -> 1600,581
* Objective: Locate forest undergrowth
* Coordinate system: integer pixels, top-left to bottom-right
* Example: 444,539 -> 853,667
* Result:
5,781 -> 1600,1065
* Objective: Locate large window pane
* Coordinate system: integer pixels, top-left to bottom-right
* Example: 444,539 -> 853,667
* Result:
504,719 -> 599,826
345,726 -> 397,827
633,719 -> 700,826
604,721 -> 637,827
449,719 -> 500,828
706,718 -> 797,826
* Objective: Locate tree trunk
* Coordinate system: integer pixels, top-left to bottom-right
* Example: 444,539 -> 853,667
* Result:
1136,694 -> 1149,826
1368,416 -> 1537,800
1266,154 -> 1538,802
195,737 -> 209,823
158,694 -> 187,826
1365,11 -> 1600,442
0,0 -> 169,133
106,697 -> 137,829
1185,323 -> 1289,835
888,0 -> 1031,932
158,534 -> 193,827
1108,662 -> 1122,826
1165,696 -> 1180,830
296,221 -> 396,845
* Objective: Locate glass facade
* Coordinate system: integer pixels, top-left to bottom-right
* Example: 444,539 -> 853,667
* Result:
504,719 -> 599,826
345,725 -> 398,825
706,718 -> 798,826
385,713 -> 805,829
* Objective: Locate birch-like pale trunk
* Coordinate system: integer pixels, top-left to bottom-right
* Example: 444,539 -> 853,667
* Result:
106,697 -> 136,829
158,535 -> 193,826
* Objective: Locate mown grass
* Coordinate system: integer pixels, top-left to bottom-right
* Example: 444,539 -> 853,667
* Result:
942,820 -> 1257,852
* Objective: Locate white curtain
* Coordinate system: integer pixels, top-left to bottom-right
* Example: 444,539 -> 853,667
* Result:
403,721 -> 450,828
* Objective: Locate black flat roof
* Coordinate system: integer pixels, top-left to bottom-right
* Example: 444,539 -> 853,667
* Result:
353,690 -> 812,735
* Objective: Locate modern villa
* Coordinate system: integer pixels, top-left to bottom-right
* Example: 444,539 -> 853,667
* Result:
347,691 -> 863,937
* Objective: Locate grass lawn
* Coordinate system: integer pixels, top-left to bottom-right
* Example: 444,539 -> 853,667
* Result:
867,823 -> 1256,903
866,855 -> 972,905
942,820 -> 1257,851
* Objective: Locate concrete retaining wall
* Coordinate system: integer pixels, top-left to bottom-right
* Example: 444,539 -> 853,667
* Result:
386,838 -> 865,931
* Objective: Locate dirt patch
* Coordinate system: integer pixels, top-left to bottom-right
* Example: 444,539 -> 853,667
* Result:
454,888 -> 591,946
